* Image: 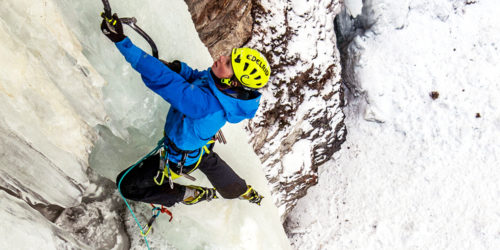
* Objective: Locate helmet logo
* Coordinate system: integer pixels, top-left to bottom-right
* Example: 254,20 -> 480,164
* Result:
246,55 -> 270,76
239,75 -> 250,85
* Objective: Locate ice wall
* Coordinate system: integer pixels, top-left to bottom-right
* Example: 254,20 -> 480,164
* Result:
0,1 -> 108,248
0,0 -> 290,249
0,1 -> 107,208
0,192 -> 88,249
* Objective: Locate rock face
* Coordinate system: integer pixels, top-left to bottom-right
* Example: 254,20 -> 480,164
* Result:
184,0 -> 253,59
184,0 -> 346,219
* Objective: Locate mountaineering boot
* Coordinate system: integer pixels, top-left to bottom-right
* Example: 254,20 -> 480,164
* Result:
182,185 -> 218,205
239,185 -> 264,205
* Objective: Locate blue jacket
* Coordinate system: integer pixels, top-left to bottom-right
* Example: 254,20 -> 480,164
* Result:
115,37 -> 261,165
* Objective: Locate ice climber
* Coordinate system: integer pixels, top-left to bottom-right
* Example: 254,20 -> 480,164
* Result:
101,14 -> 270,206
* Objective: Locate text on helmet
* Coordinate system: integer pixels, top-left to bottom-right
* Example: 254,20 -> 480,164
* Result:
246,55 -> 270,76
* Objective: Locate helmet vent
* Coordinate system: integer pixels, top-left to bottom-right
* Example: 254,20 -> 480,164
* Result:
250,68 -> 257,75
243,62 -> 249,71
234,54 -> 241,63
254,76 -> 261,80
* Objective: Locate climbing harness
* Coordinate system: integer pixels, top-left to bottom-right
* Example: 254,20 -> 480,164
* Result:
153,138 -> 215,189
116,136 -> 218,247
101,0 -> 159,58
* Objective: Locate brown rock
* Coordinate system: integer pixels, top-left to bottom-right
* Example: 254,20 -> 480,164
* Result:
430,91 -> 440,100
184,0 -> 253,59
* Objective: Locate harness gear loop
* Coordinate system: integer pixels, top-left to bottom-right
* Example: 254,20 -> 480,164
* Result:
154,139 -> 216,185
164,148 -> 174,189
177,153 -> 188,178
153,147 -> 170,186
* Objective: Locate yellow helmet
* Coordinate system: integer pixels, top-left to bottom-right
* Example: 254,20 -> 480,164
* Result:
231,48 -> 271,89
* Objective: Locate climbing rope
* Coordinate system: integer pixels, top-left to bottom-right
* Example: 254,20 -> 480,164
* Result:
117,137 -> 165,250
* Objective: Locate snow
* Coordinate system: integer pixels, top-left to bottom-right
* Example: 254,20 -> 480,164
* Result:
287,0 -> 500,249
344,0 -> 363,17
282,140 -> 313,176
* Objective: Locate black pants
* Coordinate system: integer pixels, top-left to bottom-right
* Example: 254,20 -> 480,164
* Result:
116,151 -> 247,207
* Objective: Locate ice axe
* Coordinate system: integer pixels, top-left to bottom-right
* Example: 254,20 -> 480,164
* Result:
100,0 -> 159,58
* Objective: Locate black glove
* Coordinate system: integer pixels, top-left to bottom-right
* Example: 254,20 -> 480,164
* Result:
160,59 -> 182,73
100,13 -> 126,43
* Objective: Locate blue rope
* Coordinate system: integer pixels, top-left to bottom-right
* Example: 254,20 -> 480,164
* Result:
117,137 -> 166,250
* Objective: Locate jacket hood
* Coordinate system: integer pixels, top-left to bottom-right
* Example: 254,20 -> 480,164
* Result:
207,71 -> 261,123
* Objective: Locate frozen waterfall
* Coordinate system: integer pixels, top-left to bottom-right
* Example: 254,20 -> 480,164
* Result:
0,0 -> 290,249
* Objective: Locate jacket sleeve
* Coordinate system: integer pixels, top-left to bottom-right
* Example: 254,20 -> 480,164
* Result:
178,62 -> 208,83
115,37 -> 216,118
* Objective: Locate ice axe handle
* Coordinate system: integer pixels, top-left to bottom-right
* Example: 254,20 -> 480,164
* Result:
120,17 -> 159,58
101,0 -> 112,18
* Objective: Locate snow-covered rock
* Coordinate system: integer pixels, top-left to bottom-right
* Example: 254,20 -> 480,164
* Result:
246,0 -> 345,220
185,0 -> 346,220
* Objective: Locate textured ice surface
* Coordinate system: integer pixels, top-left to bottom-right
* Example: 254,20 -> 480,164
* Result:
0,0 -> 290,249
0,0 -> 106,207
0,191 -> 88,249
